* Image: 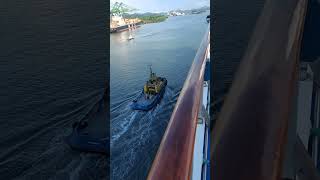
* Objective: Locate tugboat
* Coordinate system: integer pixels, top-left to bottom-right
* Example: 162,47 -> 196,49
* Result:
131,66 -> 167,111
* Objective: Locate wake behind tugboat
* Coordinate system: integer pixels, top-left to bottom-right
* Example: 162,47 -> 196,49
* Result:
111,85 -> 178,179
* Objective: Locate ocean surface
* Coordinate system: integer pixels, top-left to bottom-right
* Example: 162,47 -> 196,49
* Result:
0,1 -> 107,179
110,13 -> 209,180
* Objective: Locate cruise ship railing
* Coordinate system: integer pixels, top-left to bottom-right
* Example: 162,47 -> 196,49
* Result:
210,0 -> 308,180
147,25 -> 210,180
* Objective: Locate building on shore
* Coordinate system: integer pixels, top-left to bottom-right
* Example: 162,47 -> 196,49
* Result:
110,15 -> 141,33
168,11 -> 185,16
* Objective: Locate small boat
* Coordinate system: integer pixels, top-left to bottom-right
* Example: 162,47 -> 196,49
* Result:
206,15 -> 210,23
131,66 -> 167,111
128,34 -> 134,40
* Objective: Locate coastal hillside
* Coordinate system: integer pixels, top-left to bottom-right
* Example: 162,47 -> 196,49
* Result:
123,13 -> 168,24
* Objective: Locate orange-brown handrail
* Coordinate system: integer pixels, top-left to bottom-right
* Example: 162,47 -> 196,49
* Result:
147,26 -> 210,180
211,0 -> 308,180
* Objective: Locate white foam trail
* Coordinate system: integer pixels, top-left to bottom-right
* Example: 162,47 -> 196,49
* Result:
111,111 -> 137,144
111,87 -> 179,179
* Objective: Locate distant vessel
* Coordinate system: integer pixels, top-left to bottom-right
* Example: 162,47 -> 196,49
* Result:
131,66 -> 167,111
128,34 -> 134,40
128,32 -> 134,41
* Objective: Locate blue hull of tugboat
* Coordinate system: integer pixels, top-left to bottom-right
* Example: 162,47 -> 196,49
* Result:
131,79 -> 167,111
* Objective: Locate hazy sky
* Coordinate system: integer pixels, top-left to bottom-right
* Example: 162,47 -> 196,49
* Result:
110,0 -> 209,13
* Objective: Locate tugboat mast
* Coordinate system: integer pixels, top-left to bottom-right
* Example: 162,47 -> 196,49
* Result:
149,65 -> 154,79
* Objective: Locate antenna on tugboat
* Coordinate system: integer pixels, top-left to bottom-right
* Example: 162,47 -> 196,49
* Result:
149,64 -> 154,79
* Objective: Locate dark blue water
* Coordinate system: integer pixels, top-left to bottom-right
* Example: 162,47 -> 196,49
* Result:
0,1 -> 107,179
110,13 -> 209,180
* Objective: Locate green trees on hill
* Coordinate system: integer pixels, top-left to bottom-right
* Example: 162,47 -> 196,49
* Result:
139,15 -> 168,24
123,14 -> 168,24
